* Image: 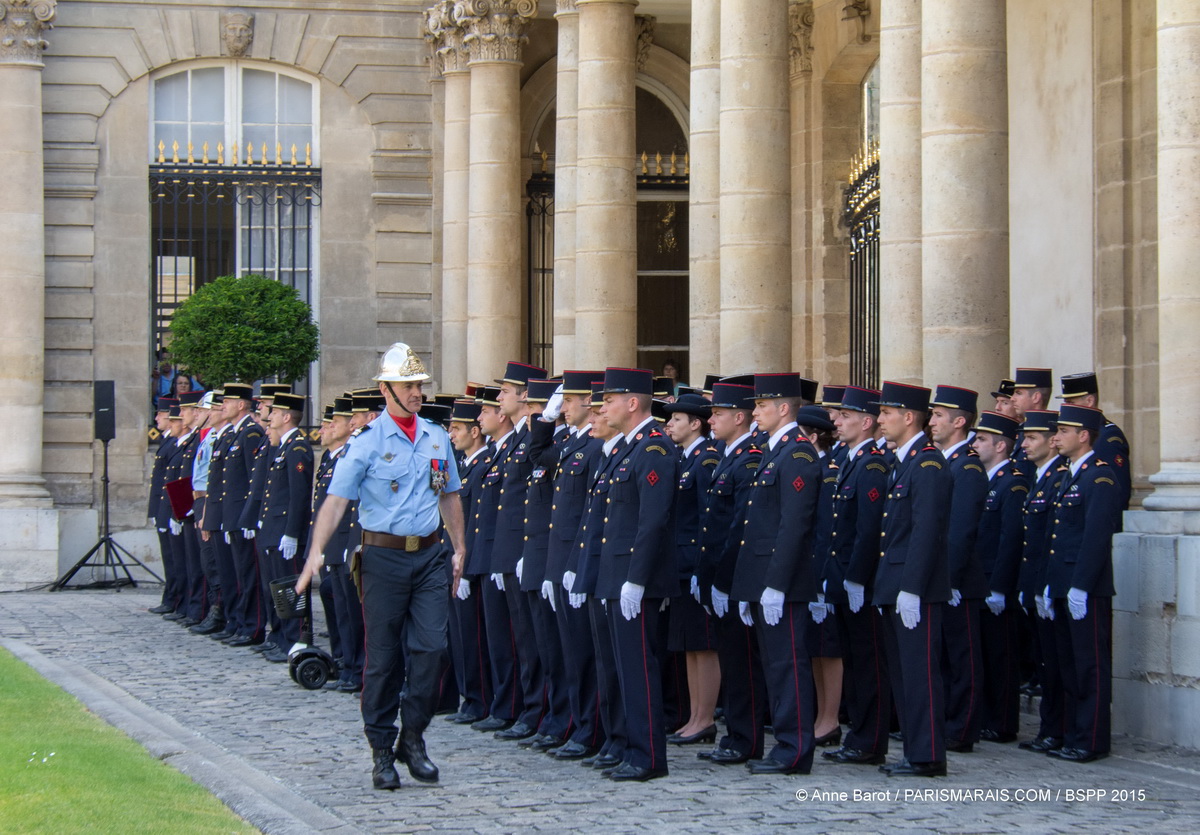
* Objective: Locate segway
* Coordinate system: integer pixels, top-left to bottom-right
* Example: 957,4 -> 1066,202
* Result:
269,574 -> 338,690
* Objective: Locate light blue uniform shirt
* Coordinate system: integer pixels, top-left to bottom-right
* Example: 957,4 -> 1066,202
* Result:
329,414 -> 461,537
192,425 -> 222,491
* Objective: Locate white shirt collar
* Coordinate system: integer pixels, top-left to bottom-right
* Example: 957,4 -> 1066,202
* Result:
515,415 -> 528,433
464,445 -> 487,467
624,417 -> 658,444
603,435 -> 622,455
234,413 -> 252,431
849,437 -> 874,457
495,427 -> 515,450
1070,449 -> 1095,477
986,460 -> 1007,481
768,421 -> 799,451
724,431 -> 754,457
280,427 -> 299,445
1036,457 -> 1057,482
682,436 -> 704,458
941,438 -> 969,459
895,432 -> 925,462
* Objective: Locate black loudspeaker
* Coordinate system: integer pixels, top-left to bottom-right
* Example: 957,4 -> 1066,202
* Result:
94,380 -> 116,442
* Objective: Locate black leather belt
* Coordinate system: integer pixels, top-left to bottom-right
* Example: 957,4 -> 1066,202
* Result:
362,530 -> 439,552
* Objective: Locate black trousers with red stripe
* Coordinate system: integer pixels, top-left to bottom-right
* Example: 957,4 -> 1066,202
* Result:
450,576 -> 490,719
555,586 -> 601,749
1031,603 -> 1065,740
181,520 -> 206,621
527,589 -> 572,739
1052,596 -> 1112,753
608,599 -> 667,772
329,562 -> 365,687
714,609 -> 768,758
883,602 -> 946,765
590,596 -> 626,760
941,597 -> 983,746
208,533 -> 238,627
835,603 -> 891,755
229,533 -> 265,641
480,576 -> 519,721
754,602 -> 816,772
504,577 -> 545,730
980,601 -> 1021,736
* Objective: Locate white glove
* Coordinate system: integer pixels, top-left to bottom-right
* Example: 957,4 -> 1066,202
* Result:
516,558 -> 524,583
224,531 -> 232,544
242,528 -> 255,540
1068,587 -> 1088,620
844,580 -> 865,613
562,570 -> 575,592
1034,595 -> 1048,620
711,587 -> 730,619
949,588 -> 962,607
761,588 -> 785,626
896,591 -> 921,630
157,527 -> 167,534
456,578 -> 471,600
491,573 -> 505,591
280,535 -> 297,562
569,591 -> 587,608
169,519 -> 182,535
690,575 -> 701,604
660,598 -> 669,612
148,516 -> 155,527
808,593 -> 828,625
620,582 -> 644,621
985,591 -> 1006,617
257,520 -> 262,529
541,580 -> 556,612
738,600 -> 754,627
1018,592 -> 1025,608
541,386 -> 564,421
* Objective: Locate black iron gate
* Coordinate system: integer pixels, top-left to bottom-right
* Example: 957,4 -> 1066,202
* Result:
526,167 -> 554,374
845,142 -> 880,389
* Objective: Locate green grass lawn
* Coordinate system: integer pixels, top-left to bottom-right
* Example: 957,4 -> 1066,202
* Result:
0,646 -> 258,834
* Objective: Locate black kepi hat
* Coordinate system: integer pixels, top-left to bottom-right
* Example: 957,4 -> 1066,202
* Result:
820,385 -> 846,409
179,390 -> 205,406
875,381 -> 931,412
451,399 -> 482,424
974,410 -> 1020,440
421,402 -> 452,428
930,385 -> 979,414
1058,372 -> 1098,400
710,381 -> 755,410
496,361 -> 547,387
796,404 -> 835,433
602,367 -> 653,396
527,379 -> 559,403
223,382 -> 254,401
1014,368 -> 1053,389
562,370 -> 605,395
990,378 -> 1016,399
839,385 -> 880,416
664,393 -> 712,420
1057,403 -> 1103,435
273,392 -> 306,413
753,373 -> 802,400
1022,410 -> 1058,433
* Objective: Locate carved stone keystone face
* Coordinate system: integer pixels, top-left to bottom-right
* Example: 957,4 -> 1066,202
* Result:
222,9 -> 253,57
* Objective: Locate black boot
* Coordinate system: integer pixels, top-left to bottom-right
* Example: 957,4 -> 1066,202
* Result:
372,748 -> 401,790
395,729 -> 439,783
190,605 -> 224,635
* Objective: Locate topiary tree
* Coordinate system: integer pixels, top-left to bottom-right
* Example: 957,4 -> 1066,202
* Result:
167,274 -> 320,385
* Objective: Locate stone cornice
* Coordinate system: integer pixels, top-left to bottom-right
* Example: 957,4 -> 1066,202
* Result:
788,0 -> 814,76
0,0 -> 56,67
455,0 -> 537,65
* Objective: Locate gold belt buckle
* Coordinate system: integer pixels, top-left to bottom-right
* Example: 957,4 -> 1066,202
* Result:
405,535 -> 420,552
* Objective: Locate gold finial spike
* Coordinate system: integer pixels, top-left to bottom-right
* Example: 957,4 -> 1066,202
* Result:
171,140 -> 179,164
157,140 -> 165,164
669,151 -> 677,176
201,142 -> 209,164
275,141 -> 282,165
187,141 -> 194,164
246,142 -> 253,165
217,142 -> 225,165
261,142 -> 268,165
655,151 -> 663,176
540,149 -> 549,174
290,143 -> 297,166
232,142 -> 240,166
305,144 -> 312,166
684,152 -> 690,176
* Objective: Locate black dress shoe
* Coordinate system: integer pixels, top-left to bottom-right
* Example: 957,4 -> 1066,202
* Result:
443,712 -> 465,723
946,740 -> 975,753
590,753 -> 622,770
372,748 -> 401,790
608,763 -> 667,782
210,627 -> 236,640
1019,736 -> 1063,753
555,741 -> 599,760
225,634 -> 254,647
249,640 -> 272,653
531,735 -> 568,753
1047,747 -> 1108,763
980,729 -> 1017,743
708,747 -> 751,765
190,617 -> 224,635
451,713 -> 482,725
471,716 -> 513,732
748,758 -> 809,776
814,727 -> 843,748
668,724 -> 717,745
495,722 -> 537,741
163,611 -> 187,622
262,647 -> 288,663
395,730 -> 439,783
823,747 -> 886,765
148,603 -> 174,614
337,680 -> 363,693
882,759 -> 947,777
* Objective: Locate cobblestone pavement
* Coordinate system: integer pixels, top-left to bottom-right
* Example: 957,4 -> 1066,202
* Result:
2,587 -> 1199,834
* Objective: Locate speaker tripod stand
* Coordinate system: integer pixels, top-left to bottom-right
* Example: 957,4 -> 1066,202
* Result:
52,438 -> 162,591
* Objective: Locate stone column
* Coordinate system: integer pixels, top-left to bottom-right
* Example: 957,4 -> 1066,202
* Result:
688,0 -> 720,377
0,0 -> 54,505
787,1 -> 813,373
879,0 -> 923,385
1145,0 -> 1200,510
920,0 -> 1008,395
574,0 -> 638,369
553,0 -> 580,371
458,0 -> 536,380
719,0 -> 792,374
429,4 -> 470,392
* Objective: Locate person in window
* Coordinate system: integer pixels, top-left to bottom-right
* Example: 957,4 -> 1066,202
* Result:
661,359 -> 681,398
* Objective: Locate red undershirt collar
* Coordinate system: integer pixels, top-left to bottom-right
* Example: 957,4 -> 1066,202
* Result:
390,411 -> 417,442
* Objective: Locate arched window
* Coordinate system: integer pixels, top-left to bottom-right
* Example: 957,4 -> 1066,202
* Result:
149,64 -> 321,414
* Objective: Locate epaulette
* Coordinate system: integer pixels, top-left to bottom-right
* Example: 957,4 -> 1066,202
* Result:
700,456 -> 720,468
793,450 -> 814,462
963,462 -> 984,473
866,461 -> 888,473
921,444 -> 938,453
869,445 -> 886,455
920,459 -> 943,469
1092,458 -> 1108,468
646,444 -> 670,455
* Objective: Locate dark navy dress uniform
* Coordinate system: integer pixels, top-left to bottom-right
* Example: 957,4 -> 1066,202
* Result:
873,402 -> 953,770
162,425 -> 200,618
731,413 -> 822,774
668,438 -> 720,653
548,424 -> 604,752
149,422 -> 178,611
449,439 -> 493,721
596,412 -> 679,777
316,443 -> 364,689
257,428 -> 314,648
808,450 -> 843,659
827,434 -> 891,758
220,413 -> 266,641
199,424 -> 237,632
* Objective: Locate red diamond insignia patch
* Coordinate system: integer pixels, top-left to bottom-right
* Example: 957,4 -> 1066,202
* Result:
646,470 -> 659,486
296,462 -> 305,472
1116,455 -> 1125,468
792,476 -> 805,492
868,487 -> 880,503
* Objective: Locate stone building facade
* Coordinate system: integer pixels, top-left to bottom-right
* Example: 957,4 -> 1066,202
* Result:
0,0 -> 1197,747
